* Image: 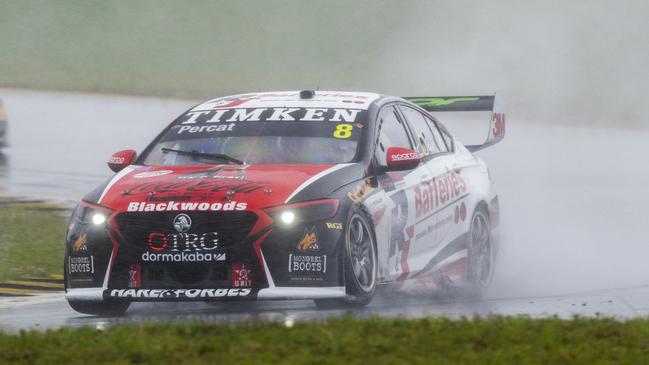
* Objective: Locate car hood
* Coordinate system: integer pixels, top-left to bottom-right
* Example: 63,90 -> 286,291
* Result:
88,163 -> 362,212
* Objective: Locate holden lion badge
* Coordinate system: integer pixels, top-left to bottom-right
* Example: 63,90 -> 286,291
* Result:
173,214 -> 192,233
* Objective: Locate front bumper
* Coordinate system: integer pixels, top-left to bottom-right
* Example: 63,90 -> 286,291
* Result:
66,286 -> 346,302
65,202 -> 348,301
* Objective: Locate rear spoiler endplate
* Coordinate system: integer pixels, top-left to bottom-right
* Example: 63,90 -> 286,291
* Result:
403,95 -> 505,152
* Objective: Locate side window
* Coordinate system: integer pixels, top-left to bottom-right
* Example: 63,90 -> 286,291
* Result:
375,106 -> 413,165
400,106 -> 443,156
430,118 -> 454,152
441,130 -> 453,150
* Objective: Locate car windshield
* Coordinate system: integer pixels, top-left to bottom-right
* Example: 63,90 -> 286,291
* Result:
140,107 -> 367,165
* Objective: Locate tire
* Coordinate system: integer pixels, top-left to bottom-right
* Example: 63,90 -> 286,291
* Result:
315,207 -> 378,309
67,300 -> 130,316
466,207 -> 494,294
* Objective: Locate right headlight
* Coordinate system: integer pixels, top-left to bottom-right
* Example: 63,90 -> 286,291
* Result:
264,199 -> 340,227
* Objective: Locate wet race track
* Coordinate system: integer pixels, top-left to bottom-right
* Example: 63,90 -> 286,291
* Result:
1,88 -> 649,332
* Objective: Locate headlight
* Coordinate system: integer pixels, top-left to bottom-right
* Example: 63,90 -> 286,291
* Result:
265,199 -> 339,226
71,202 -> 113,227
280,211 -> 296,224
91,213 -> 107,225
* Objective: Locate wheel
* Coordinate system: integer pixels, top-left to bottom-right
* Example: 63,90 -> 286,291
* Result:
67,300 -> 130,316
315,208 -> 378,309
466,207 -> 494,293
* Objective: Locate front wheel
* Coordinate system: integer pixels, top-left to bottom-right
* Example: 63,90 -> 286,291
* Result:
67,300 -> 130,316
466,208 -> 494,293
315,209 -> 377,309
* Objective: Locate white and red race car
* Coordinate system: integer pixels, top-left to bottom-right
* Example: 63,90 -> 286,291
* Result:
64,90 -> 504,315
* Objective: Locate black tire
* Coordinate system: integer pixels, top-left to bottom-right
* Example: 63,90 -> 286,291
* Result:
315,207 -> 378,309
67,300 -> 130,316
466,207 -> 494,295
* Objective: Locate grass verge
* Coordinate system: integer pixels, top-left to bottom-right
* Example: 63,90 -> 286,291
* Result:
1,316 -> 649,364
0,203 -> 67,281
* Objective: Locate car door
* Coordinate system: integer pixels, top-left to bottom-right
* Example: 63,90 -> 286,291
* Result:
421,114 -> 466,247
370,105 -> 427,281
397,105 -> 460,272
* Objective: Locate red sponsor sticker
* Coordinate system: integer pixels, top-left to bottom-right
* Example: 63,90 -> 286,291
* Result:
231,263 -> 253,288
492,113 -> 506,138
147,232 -> 169,252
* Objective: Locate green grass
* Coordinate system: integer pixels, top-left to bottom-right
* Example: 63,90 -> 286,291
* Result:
0,0 -> 404,99
1,316 -> 649,364
0,204 -> 67,280
1,205 -> 647,363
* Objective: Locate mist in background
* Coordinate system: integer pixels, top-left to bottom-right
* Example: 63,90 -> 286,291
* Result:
2,0 -> 649,127
1,1 -> 649,300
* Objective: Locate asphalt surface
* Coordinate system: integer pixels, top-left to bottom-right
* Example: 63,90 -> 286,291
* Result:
1,88 -> 649,332
0,89 -> 190,203
3,284 -> 649,333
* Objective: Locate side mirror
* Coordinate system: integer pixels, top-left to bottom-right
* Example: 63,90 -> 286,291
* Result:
108,149 -> 137,172
385,147 -> 421,171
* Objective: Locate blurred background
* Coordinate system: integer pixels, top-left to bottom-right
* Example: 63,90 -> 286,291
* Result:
1,0 -> 648,302
2,0 -> 648,127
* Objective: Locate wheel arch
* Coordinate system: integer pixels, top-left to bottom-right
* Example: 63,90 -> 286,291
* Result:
341,202 -> 379,300
475,200 -> 490,221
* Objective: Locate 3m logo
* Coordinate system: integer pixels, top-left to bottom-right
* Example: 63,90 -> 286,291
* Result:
492,113 -> 506,139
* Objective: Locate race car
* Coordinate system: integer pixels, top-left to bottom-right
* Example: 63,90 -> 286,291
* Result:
0,99 -> 7,148
65,90 -> 504,315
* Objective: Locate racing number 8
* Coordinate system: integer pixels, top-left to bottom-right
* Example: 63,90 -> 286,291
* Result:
333,124 -> 353,139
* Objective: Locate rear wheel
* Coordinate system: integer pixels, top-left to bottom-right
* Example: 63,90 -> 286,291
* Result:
315,209 -> 377,309
67,300 -> 130,316
466,208 -> 494,293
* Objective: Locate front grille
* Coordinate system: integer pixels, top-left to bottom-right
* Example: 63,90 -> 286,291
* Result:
142,261 -> 230,288
114,211 -> 258,250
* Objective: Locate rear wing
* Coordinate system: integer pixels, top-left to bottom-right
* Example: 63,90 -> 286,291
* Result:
403,95 -> 505,152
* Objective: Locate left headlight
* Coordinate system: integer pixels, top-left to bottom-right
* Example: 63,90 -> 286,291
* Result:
265,199 -> 339,226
